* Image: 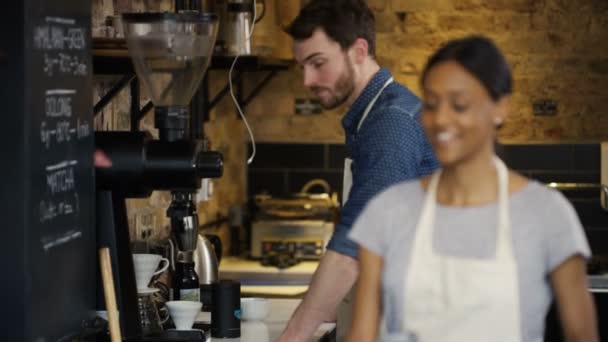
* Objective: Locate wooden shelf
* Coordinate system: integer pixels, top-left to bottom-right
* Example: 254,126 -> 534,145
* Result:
92,44 -> 292,75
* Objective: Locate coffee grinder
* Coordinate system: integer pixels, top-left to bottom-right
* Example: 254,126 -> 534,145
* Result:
95,12 -> 221,340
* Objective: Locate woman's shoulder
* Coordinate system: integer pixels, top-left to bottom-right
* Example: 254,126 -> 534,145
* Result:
512,176 -> 570,204
508,170 -> 529,194
510,175 -> 579,222
368,179 -> 426,210
386,178 -> 426,198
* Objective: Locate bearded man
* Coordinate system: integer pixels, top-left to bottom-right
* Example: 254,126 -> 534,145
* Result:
277,1 -> 440,341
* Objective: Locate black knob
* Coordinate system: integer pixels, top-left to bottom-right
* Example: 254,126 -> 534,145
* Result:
196,151 -> 223,179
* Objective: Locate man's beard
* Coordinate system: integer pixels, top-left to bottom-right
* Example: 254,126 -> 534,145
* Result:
312,57 -> 355,110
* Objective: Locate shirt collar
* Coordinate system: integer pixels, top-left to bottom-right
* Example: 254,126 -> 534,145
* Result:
341,67 -> 393,134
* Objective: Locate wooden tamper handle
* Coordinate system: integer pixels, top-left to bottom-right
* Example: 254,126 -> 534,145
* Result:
99,247 -> 122,342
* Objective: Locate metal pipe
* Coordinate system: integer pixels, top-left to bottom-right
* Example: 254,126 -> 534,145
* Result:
546,182 -> 602,190
130,78 -> 140,132
94,74 -> 135,115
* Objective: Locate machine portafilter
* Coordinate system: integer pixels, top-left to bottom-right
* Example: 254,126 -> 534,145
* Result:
95,12 -> 221,340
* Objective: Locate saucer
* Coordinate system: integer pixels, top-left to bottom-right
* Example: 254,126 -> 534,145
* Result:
137,287 -> 160,294
168,328 -> 203,332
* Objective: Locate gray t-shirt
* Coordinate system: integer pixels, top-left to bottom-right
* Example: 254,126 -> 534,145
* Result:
349,179 -> 591,342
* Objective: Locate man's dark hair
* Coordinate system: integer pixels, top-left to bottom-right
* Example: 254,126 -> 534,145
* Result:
421,35 -> 513,101
286,0 -> 376,57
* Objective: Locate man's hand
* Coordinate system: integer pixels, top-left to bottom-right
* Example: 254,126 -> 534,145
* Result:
94,150 -> 112,168
276,250 -> 359,342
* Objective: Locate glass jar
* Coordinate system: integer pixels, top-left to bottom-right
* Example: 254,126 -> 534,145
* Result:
138,290 -> 164,336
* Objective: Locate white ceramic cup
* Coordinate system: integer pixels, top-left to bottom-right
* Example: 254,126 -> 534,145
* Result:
166,300 -> 203,330
240,297 -> 269,321
241,321 -> 269,342
132,254 -> 170,291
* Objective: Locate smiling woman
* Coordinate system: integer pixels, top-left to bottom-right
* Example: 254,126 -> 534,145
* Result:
420,37 -> 511,167
348,36 -> 599,342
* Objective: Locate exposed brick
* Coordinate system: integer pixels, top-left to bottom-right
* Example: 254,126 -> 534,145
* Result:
400,75 -> 423,96
437,13 -> 533,32
455,0 -> 543,12
453,0 -> 484,11
485,0 -> 544,12
403,12 -> 439,35
436,14 -> 485,32
590,13 -> 608,34
397,49 -> 429,75
367,0 -> 388,11
513,75 -> 590,96
376,55 -> 399,71
276,0 -> 301,29
492,32 -> 570,56
589,59 -> 608,74
375,11 -> 401,33
390,33 -> 446,51
390,0 -> 454,12
571,35 -> 608,57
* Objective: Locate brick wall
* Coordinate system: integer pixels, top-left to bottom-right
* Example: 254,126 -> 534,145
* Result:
246,0 -> 608,143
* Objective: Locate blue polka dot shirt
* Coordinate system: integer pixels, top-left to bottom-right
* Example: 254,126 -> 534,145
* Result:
327,68 -> 439,259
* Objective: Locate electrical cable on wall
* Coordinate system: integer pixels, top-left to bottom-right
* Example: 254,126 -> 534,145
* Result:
229,0 -> 258,165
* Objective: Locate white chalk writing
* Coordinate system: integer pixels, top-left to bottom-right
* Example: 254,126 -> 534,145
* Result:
39,193 -> 79,223
45,89 -> 76,96
43,52 -> 87,77
40,117 -> 91,149
46,167 -> 75,194
45,160 -> 78,172
34,21 -> 85,51
45,16 -> 76,25
41,230 -> 82,252
45,96 -> 72,118
35,16 -> 89,240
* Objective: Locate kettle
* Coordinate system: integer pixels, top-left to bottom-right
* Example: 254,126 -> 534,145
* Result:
194,234 -> 222,284
214,0 -> 266,55
194,234 -> 222,311
167,233 -> 222,284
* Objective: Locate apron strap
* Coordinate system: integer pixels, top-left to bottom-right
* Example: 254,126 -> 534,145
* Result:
356,77 -> 393,132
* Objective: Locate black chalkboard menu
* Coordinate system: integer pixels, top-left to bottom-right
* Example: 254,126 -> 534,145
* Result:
0,1 -> 95,341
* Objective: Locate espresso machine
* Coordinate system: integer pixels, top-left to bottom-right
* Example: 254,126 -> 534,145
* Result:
95,12 -> 222,340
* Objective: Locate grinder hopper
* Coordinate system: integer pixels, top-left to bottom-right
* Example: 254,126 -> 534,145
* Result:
122,12 -> 219,142
122,12 -> 218,106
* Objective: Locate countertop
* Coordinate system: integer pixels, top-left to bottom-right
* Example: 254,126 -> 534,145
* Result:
219,257 -> 319,284
196,298 -> 335,341
219,257 -> 319,297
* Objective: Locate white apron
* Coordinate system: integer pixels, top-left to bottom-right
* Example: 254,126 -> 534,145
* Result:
342,77 -> 393,202
336,77 -> 393,341
398,157 -> 522,342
